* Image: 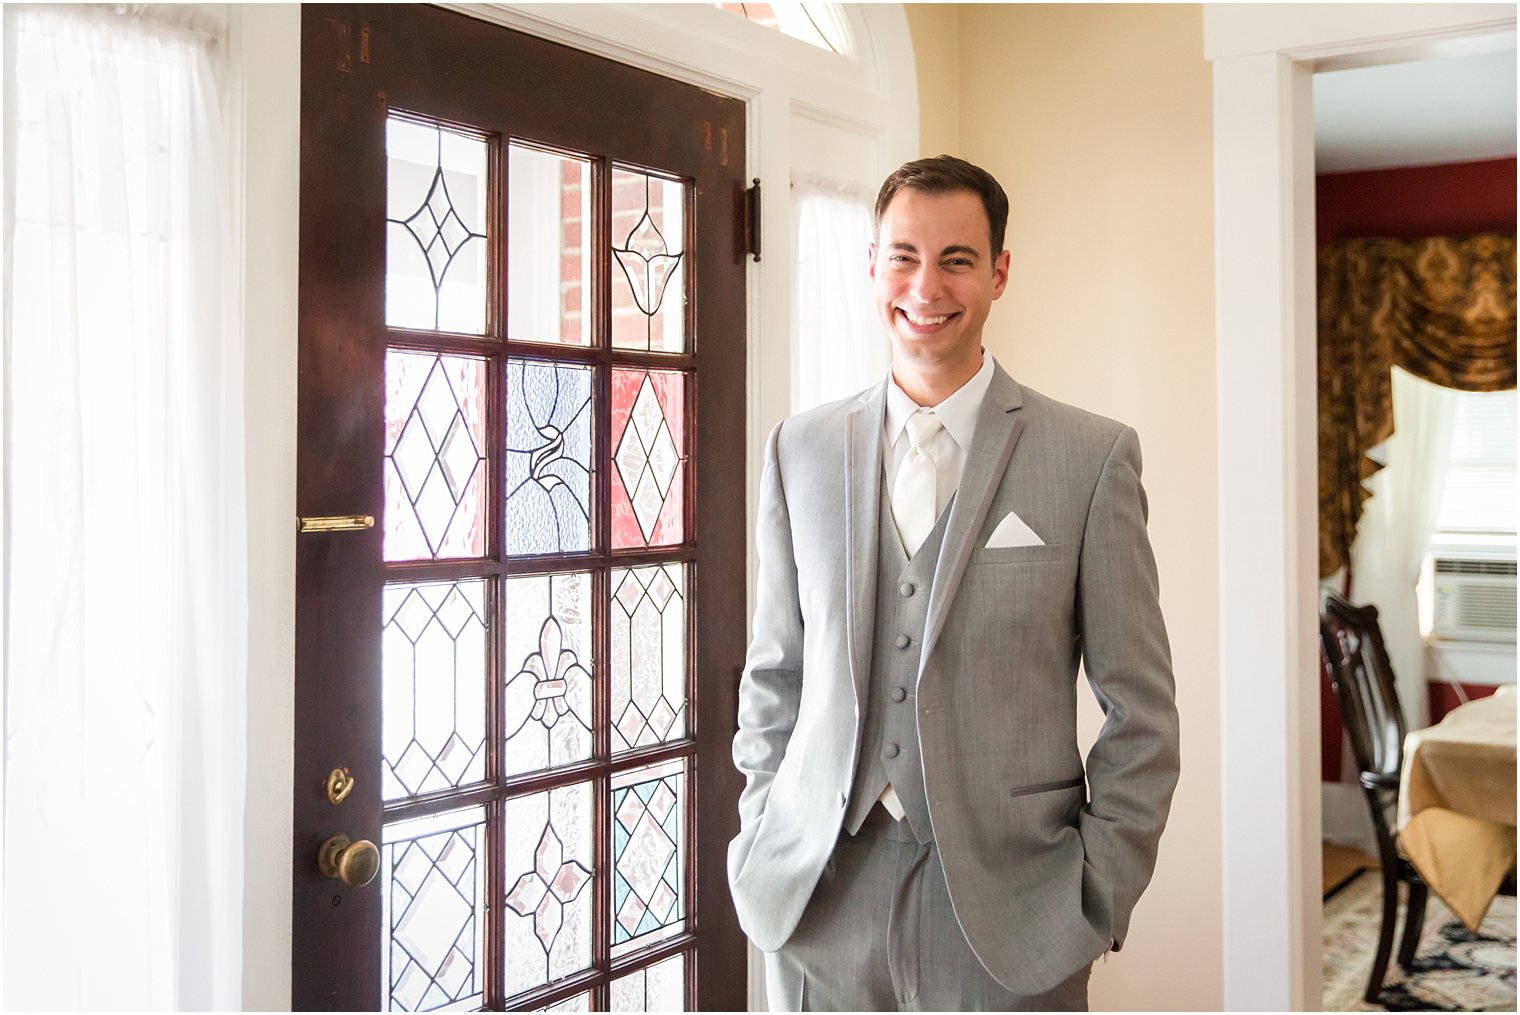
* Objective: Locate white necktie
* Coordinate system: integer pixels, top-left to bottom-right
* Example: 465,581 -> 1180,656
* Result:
881,411 -> 942,822
892,411 -> 943,557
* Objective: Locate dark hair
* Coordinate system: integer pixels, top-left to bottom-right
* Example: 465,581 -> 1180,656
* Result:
873,155 -> 1009,256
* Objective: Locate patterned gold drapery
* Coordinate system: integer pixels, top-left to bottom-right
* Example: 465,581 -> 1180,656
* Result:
1318,234 -> 1517,578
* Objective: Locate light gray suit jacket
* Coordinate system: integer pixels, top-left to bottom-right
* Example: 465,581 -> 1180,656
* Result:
728,364 -> 1180,995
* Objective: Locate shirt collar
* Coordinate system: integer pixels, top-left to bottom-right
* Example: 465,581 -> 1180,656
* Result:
884,352 -> 997,450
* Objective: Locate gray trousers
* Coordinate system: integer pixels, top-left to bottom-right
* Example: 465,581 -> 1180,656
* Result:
763,809 -> 1091,1012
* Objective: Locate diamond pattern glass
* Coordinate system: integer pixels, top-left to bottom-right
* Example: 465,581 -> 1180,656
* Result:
611,369 -> 685,549
611,759 -> 686,957
503,783 -> 595,999
382,580 -> 488,800
610,952 -> 687,1012
386,117 -> 489,334
611,168 -> 686,353
385,351 -> 488,561
506,359 -> 594,555
610,565 -> 686,754
382,807 -> 486,1012
508,145 -> 592,346
504,571 -> 594,776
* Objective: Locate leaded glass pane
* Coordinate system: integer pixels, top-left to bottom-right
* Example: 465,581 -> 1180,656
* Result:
503,783 -> 595,999
508,145 -> 591,346
537,993 -> 591,1012
385,351 -> 488,561
506,359 -> 594,555
611,369 -> 685,549
382,580 -> 488,800
710,3 -> 850,54
611,759 -> 686,958
504,571 -> 594,776
610,565 -> 686,754
610,953 -> 687,1012
386,117 -> 489,334
382,807 -> 486,1012
610,168 -> 686,353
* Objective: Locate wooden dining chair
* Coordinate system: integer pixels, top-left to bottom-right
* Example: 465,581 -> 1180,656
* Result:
1319,589 -> 1429,1004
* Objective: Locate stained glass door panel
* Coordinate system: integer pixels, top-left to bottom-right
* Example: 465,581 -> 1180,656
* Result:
377,123 -> 700,1008
296,8 -> 746,1010
377,114 -> 706,1009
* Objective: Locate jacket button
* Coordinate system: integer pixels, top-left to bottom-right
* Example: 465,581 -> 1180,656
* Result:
891,686 -> 907,702
894,634 -> 911,649
899,582 -> 915,597
883,743 -> 900,759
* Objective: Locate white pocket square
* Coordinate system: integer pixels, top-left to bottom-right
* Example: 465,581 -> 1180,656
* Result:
985,511 -> 1045,548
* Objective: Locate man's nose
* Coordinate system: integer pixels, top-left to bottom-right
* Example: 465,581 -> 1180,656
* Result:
908,264 -> 946,303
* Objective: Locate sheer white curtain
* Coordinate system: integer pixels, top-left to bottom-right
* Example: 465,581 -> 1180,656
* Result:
4,5 -> 245,1008
792,172 -> 887,411
1349,366 -> 1458,731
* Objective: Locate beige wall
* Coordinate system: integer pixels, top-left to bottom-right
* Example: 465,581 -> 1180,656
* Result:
908,5 -> 1222,1009
904,4 -> 960,158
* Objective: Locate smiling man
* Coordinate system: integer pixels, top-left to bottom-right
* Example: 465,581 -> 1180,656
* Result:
728,156 -> 1180,1012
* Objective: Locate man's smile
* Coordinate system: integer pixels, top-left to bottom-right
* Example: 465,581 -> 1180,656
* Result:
897,307 -> 960,329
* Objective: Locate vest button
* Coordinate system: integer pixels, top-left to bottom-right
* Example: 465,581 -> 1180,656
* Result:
883,742 -> 900,759
894,634 -> 911,649
891,686 -> 907,702
899,582 -> 915,597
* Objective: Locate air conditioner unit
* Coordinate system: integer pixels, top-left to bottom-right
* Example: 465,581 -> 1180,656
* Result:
1433,557 -> 1517,644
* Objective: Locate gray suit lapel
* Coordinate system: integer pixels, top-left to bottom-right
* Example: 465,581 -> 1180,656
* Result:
919,366 -> 1026,680
845,384 -> 886,708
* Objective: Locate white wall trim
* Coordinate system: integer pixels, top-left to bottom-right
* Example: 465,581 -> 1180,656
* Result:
1205,3 -> 1516,1010
229,4 -> 300,1009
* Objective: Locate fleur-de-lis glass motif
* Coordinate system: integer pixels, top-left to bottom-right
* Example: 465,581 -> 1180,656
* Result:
505,617 -> 592,738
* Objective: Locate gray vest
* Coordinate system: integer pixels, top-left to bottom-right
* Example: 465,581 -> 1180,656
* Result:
843,487 -> 952,844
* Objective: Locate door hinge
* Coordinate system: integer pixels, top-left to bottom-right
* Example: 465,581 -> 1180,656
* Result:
744,178 -> 761,263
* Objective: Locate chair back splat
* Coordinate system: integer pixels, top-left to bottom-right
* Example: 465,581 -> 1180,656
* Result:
1319,588 -> 1428,1004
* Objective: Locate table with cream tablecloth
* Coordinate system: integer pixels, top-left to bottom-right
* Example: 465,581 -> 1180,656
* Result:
1398,684 -> 1517,931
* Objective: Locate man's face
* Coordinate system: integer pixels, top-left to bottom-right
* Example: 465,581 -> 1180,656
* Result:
870,187 -> 1010,372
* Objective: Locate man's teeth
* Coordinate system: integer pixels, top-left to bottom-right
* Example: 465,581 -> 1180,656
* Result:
903,311 -> 949,326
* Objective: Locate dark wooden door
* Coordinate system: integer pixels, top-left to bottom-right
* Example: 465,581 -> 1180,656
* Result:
294,6 -> 748,1009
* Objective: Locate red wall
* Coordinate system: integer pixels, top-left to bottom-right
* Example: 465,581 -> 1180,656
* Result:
1318,156 -> 1516,782
1429,682 -> 1507,725
1316,156 -> 1516,247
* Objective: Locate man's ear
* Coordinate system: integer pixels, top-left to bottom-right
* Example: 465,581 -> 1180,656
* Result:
867,242 -> 878,280
991,249 -> 1011,299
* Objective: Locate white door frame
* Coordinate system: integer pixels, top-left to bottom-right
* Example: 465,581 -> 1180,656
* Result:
1205,4 -> 1516,1010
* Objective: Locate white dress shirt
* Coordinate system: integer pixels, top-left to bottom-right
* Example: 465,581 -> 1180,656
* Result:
883,352 -> 996,519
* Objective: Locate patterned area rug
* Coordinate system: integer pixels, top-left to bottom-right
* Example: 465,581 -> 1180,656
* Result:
1324,869 -> 1516,1011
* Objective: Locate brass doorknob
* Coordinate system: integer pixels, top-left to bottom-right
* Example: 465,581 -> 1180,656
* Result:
318,834 -> 380,887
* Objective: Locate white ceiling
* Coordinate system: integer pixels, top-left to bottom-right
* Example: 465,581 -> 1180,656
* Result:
1313,48 -> 1518,174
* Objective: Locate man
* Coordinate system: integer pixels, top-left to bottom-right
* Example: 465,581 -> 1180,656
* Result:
728,156 -> 1180,1011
